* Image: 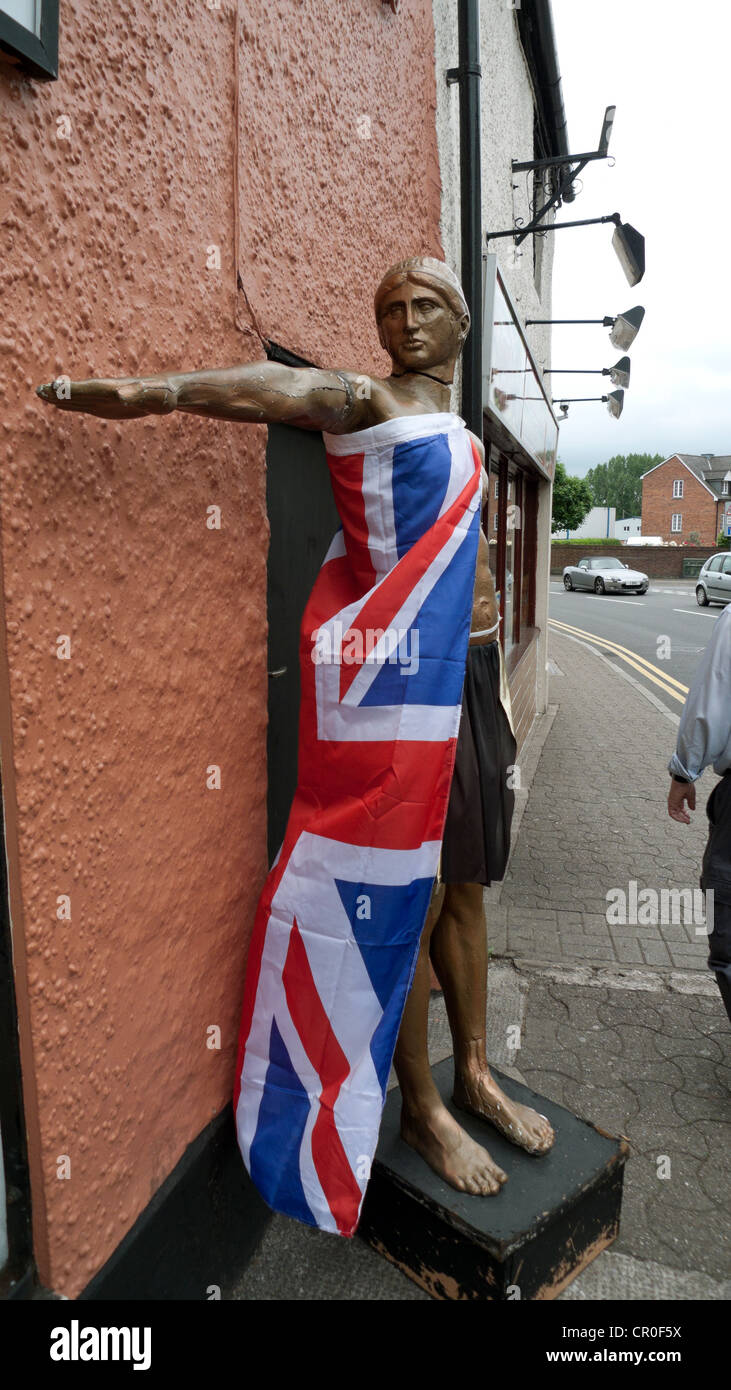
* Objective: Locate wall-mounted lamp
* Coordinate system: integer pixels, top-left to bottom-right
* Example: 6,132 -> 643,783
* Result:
552,390 -> 625,420
486,213 -> 646,286
544,356 -> 631,389
511,105 -> 616,225
608,305 -> 645,350
526,305 -> 645,350
611,222 -> 645,288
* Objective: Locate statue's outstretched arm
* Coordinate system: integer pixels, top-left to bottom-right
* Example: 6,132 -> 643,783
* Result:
36,361 -> 369,433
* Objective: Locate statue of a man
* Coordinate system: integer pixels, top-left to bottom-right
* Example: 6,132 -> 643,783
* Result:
38,256 -> 553,1228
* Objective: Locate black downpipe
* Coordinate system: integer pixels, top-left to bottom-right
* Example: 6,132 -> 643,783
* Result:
456,0 -> 482,437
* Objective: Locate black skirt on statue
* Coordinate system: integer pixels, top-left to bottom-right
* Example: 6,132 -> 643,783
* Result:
440,640 -> 517,886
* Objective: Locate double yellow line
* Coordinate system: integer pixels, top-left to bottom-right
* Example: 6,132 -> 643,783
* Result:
548,618 -> 689,705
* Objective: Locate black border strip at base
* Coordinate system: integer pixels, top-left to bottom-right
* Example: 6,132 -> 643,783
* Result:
76,1107 -> 271,1301
12,1107 -> 269,1302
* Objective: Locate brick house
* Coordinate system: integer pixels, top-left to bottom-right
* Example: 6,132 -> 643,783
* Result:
641,454 -> 731,544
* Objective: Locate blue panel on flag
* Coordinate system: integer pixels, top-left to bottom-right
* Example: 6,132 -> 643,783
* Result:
392,433 -> 451,559
249,1017 -> 315,1226
335,877 -> 434,1093
359,507 -> 479,707
369,985 -> 413,1096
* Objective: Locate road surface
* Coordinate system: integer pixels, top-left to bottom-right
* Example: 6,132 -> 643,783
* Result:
548,579 -> 727,717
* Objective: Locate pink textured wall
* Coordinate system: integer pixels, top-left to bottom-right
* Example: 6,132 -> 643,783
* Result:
0,0 -> 443,1297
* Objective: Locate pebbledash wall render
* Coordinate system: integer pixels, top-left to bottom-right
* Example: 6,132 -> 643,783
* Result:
0,0 -> 446,1299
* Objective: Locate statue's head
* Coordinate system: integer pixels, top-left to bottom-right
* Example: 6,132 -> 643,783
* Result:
374,257 -> 470,379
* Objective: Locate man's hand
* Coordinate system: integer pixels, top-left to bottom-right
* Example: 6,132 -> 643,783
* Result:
668,777 -> 696,824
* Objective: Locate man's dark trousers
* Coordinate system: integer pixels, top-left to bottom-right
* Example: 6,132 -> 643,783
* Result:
701,770 -> 731,1023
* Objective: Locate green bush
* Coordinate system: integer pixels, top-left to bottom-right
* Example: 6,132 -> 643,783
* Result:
716,532 -> 731,550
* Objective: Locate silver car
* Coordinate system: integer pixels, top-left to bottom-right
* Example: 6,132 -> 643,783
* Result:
695,552 -> 731,606
562,555 -> 649,595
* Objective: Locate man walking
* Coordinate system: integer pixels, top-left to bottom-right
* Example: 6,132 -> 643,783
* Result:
668,602 -> 731,1022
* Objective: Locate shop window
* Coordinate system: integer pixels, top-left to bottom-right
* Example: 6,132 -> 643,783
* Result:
487,469 -> 499,579
487,453 -> 539,664
503,469 -> 516,656
521,478 -> 538,635
0,0 -> 58,80
671,513 -> 682,533
672,479 -> 683,498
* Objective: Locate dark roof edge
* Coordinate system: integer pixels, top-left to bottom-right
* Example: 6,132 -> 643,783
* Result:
516,0 -> 574,202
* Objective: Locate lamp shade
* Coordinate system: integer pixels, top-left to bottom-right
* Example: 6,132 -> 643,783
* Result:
606,389 -> 624,419
612,222 -> 645,286
610,305 -> 645,350
608,356 -> 631,388
598,105 -> 616,157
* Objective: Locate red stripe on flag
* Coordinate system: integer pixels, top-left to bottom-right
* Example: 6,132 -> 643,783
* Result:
282,918 -> 363,1235
324,450 -> 377,592
337,442 -> 480,699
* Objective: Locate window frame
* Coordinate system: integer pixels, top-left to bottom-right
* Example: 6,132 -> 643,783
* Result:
0,1 -> 58,81
671,513 -> 682,533
672,479 -> 683,498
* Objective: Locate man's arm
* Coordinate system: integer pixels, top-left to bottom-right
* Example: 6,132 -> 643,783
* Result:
667,605 -> 731,822
36,361 -> 371,433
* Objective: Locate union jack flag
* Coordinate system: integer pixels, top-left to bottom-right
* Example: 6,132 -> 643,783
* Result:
234,412 -> 481,1235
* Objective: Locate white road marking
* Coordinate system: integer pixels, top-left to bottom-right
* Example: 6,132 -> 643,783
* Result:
672,608 -> 718,618
574,596 -> 645,605
551,586 -> 696,597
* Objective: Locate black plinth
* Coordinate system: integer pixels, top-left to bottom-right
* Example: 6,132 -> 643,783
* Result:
358,1059 -> 628,1301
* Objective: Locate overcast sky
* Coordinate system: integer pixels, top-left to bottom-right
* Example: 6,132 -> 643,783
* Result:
547,0 -> 731,477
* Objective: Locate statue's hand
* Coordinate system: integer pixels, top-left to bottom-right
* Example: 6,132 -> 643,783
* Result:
35,376 -> 178,419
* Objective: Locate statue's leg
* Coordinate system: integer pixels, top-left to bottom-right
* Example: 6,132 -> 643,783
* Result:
430,883 -> 555,1154
393,881 -> 508,1195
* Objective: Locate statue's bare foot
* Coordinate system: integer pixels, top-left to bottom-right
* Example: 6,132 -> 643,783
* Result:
453,1070 -> 555,1155
400,1102 -> 508,1195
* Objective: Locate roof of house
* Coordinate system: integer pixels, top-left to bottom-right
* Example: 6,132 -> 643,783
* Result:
641,454 -> 731,499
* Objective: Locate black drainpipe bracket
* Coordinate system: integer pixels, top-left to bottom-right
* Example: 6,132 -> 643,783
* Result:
446,63 -> 482,84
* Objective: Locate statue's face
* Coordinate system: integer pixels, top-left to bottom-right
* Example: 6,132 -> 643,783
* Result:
377,280 -> 468,375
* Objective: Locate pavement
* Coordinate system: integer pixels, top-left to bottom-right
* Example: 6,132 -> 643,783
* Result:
232,626 -> 731,1301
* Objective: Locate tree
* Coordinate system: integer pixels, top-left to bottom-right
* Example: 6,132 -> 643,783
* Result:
551,460 -> 593,534
585,453 -> 663,519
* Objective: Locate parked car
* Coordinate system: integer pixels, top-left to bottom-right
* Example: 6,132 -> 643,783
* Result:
695,552 -> 731,606
562,556 -> 649,595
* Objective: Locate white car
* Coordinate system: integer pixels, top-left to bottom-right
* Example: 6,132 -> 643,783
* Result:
562,556 -> 649,595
